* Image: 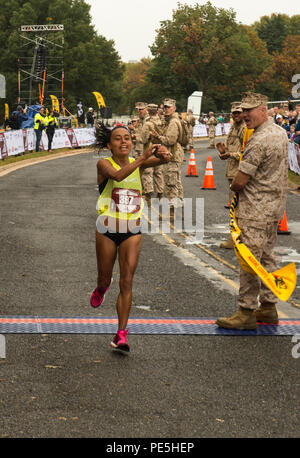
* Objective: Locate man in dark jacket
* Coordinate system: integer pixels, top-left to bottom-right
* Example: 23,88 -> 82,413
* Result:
16,105 -> 28,128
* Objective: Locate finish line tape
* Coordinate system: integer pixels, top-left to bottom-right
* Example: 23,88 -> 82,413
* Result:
0,316 -> 300,336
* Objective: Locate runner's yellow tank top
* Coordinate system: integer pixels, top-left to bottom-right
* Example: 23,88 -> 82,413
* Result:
97,157 -> 144,221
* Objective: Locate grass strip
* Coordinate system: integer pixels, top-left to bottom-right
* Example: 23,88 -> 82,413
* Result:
0,148 -> 76,167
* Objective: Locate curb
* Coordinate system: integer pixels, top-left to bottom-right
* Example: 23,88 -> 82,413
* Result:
0,147 -> 92,177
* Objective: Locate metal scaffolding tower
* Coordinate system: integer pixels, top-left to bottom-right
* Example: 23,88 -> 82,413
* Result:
18,24 -> 64,109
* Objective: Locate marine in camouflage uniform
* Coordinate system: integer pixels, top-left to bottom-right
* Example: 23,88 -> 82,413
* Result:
140,104 -> 165,203
216,92 -> 289,330
158,107 -> 164,120
224,103 -> 245,200
128,116 -> 139,153
185,109 -> 196,151
217,102 -> 245,248
207,112 -> 218,148
132,102 -> 148,159
155,98 -> 184,209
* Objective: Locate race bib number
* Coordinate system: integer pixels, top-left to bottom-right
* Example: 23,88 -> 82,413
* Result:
111,188 -> 141,214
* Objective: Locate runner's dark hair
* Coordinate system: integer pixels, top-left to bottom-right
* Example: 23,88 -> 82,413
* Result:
95,122 -> 130,149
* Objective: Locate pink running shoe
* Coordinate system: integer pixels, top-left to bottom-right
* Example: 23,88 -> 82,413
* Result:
110,329 -> 130,352
90,282 -> 111,308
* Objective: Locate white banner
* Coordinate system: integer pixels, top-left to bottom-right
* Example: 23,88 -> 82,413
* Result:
193,123 -> 231,137
193,124 -> 208,137
224,123 -> 231,135
288,141 -> 300,175
73,127 -> 96,146
47,129 -> 72,149
5,130 -> 25,156
0,128 -> 97,158
0,132 -> 7,159
26,129 -> 36,152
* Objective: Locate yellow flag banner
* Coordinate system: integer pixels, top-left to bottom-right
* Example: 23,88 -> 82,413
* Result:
241,127 -> 254,152
4,103 -> 9,120
93,91 -> 106,108
228,125 -> 296,301
50,95 -> 60,112
229,193 -> 296,301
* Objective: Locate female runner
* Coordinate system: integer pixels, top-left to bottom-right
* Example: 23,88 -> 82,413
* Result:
91,124 -> 170,352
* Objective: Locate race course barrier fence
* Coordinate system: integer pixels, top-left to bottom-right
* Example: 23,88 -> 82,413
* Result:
1,125 -> 299,177
193,123 -> 231,137
0,127 -> 96,160
288,141 -> 300,176
0,124 -> 231,160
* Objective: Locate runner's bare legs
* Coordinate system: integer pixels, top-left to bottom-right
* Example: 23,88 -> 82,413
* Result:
95,230 -> 117,288
117,234 -> 142,330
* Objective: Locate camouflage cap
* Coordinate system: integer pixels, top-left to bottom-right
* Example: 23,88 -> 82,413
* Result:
231,101 -> 243,113
240,92 -> 269,109
131,116 -> 139,121
163,98 -> 176,107
135,102 -> 147,110
147,103 -> 158,110
209,111 -> 214,115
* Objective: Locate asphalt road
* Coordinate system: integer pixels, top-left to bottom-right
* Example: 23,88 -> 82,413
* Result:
0,140 -> 299,440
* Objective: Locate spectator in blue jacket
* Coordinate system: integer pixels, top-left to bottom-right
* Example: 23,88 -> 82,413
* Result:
294,118 -> 300,145
16,105 -> 28,128
282,117 -> 290,134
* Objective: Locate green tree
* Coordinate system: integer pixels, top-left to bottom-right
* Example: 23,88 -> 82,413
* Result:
272,35 -> 300,97
148,2 -> 271,112
253,13 -> 299,54
144,54 -> 197,111
120,58 -> 152,113
289,15 -> 300,35
0,0 -> 124,114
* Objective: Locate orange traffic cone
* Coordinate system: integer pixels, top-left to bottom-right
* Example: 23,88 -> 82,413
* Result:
186,149 -> 198,177
277,211 -> 291,235
201,156 -> 216,190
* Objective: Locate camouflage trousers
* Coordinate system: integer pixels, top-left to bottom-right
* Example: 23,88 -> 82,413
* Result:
209,132 -> 215,147
188,128 -> 194,148
163,161 -> 184,207
184,134 -> 194,153
237,218 -> 278,310
141,164 -> 164,195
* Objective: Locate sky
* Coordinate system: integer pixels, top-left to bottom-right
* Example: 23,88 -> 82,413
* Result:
86,0 -> 299,62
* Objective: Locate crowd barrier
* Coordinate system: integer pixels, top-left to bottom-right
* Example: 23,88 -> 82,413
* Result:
1,125 -> 299,177
288,141 -> 300,176
193,122 -> 231,137
0,127 -> 96,160
0,123 -> 231,160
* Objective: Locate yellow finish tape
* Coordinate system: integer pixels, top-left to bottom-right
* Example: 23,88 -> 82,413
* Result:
229,193 -> 296,302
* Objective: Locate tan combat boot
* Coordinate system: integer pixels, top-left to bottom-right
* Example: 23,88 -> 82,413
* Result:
255,303 -> 279,324
220,239 -> 234,249
216,307 -> 257,330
